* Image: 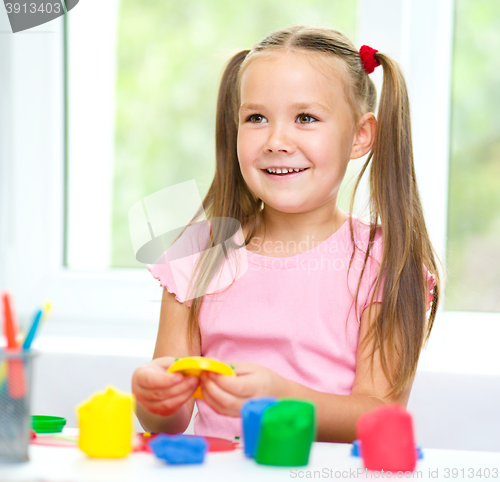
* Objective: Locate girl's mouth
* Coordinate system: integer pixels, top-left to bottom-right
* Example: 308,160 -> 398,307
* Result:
262,167 -> 309,178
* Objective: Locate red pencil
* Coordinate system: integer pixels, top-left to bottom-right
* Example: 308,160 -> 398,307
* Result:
2,291 -> 20,348
1,291 -> 26,399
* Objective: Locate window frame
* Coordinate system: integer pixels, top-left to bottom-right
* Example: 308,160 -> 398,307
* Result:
0,10 -> 159,334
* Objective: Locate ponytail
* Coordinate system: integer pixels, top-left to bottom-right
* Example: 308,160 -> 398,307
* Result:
351,53 -> 440,399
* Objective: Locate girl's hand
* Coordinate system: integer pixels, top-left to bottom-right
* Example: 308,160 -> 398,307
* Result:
132,356 -> 199,417
199,362 -> 287,417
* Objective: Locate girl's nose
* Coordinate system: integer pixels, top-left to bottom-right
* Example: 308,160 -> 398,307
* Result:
264,126 -> 296,154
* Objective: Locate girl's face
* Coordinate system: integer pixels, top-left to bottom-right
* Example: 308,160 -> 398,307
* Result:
237,51 -> 358,216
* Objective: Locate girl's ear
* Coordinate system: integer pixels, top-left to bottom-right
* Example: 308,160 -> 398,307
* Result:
350,112 -> 377,160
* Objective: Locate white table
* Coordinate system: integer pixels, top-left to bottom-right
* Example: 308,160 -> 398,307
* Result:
1,438 -> 500,482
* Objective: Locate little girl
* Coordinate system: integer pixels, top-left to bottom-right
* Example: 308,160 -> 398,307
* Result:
132,25 -> 440,443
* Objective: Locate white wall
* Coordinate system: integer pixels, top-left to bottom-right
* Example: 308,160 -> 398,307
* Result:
408,371 -> 500,452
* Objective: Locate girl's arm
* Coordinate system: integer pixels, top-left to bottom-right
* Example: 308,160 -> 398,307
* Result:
200,303 -> 413,443
133,288 -> 201,434
283,302 -> 413,442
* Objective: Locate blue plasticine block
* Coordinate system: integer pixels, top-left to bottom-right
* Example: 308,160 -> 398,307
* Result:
351,439 -> 362,457
416,444 -> 423,460
240,397 -> 278,458
351,439 -> 423,460
148,434 -> 208,464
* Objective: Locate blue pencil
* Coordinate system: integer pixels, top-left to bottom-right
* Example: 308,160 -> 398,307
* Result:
22,308 -> 43,350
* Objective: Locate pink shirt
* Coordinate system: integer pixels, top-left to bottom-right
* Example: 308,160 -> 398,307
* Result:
147,215 -> 434,440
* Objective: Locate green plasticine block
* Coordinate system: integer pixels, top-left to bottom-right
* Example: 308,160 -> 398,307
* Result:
255,399 -> 316,466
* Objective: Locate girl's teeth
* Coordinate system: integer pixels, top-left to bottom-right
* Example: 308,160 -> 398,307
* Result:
265,168 -> 307,174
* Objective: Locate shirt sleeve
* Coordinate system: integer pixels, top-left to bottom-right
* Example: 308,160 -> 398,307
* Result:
147,220 -> 248,307
146,222 -> 211,306
426,270 -> 437,312
147,252 -> 185,304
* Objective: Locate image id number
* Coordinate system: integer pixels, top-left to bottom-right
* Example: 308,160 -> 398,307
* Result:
5,3 -> 62,14
444,468 -> 499,478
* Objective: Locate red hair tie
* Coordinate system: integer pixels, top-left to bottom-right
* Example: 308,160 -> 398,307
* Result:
359,45 -> 380,74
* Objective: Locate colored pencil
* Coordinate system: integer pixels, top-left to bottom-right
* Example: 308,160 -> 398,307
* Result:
22,309 -> 43,350
1,291 -> 26,399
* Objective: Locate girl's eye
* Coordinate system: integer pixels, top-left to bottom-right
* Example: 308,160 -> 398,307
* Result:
297,113 -> 317,124
248,114 -> 267,123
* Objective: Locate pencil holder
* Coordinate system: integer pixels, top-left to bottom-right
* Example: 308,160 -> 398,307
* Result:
0,349 -> 37,463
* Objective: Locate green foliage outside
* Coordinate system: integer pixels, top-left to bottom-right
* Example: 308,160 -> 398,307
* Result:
446,0 -> 500,312
111,0 -> 357,269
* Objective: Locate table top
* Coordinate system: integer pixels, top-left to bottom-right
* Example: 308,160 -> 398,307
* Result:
1,439 -> 500,482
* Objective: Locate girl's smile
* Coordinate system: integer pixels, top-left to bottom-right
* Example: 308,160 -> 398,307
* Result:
262,166 -> 309,180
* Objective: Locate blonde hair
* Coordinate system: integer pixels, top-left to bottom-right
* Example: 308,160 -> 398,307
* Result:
180,25 -> 440,400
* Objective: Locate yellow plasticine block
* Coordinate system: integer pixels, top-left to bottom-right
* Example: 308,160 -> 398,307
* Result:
167,357 -> 235,399
77,386 -> 134,458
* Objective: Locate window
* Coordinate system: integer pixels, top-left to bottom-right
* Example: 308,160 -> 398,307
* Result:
446,0 -> 500,313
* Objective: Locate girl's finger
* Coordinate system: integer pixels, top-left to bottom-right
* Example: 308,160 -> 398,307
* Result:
224,361 -> 252,375
136,376 -> 199,406
150,356 -> 177,369
135,375 -> 198,400
135,369 -> 183,391
144,384 -> 199,416
225,361 -> 256,376
208,372 -> 249,398
200,374 -> 244,417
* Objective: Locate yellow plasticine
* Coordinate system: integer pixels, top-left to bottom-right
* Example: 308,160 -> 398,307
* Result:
76,386 -> 134,458
167,357 -> 236,399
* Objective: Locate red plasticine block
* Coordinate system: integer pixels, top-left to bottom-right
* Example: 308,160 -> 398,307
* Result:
356,404 -> 417,473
